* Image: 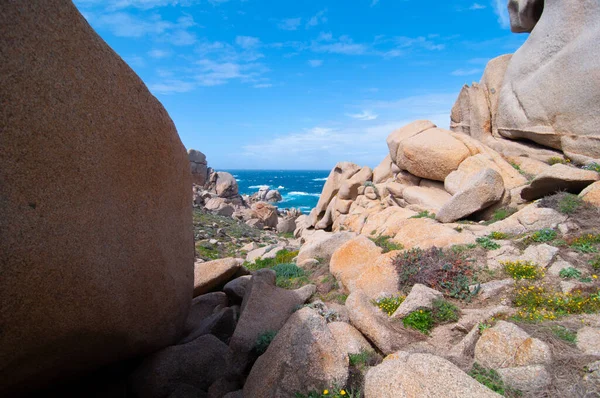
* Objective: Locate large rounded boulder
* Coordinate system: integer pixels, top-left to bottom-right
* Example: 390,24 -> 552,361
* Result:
0,1 -> 194,395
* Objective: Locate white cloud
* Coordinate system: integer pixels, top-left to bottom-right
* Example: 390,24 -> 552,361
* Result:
451,68 -> 483,76
149,79 -> 196,94
254,83 -> 273,88
470,3 -> 486,10
311,34 -> 368,55
492,0 -> 510,28
241,93 -> 454,168
236,36 -> 261,49
306,9 -> 327,28
148,49 -> 171,58
308,59 -> 324,67
278,18 -> 302,31
194,59 -> 268,86
347,110 -> 378,121
124,55 -> 146,67
371,0 -> 380,6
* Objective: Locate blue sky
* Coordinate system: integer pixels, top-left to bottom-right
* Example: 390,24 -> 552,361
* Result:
74,0 -> 527,170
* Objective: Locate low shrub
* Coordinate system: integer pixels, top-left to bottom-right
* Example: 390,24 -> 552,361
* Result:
583,162 -> 600,173
539,192 -> 584,215
451,243 -> 478,254
525,228 -> 557,244
403,299 -> 460,335
374,295 -> 406,316
503,261 -> 545,280
568,233 -> 600,253
410,210 -> 436,219
559,267 -> 582,280
590,256 -> 600,271
477,236 -> 501,250
488,231 -> 509,240
551,325 -> 577,344
485,207 -> 516,224
296,388 -> 358,398
403,309 -> 434,334
513,284 -> 600,321
348,349 -> 379,368
272,263 -> 309,288
253,331 -> 277,356
469,363 -> 521,397
369,235 -> 404,253
245,249 -> 300,271
548,157 -> 570,165
392,247 -> 476,299
431,298 -> 460,323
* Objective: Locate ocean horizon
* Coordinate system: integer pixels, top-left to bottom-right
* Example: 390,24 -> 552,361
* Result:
223,169 -> 329,213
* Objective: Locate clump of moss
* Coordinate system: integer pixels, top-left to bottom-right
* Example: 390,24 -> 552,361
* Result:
369,235 -> 404,253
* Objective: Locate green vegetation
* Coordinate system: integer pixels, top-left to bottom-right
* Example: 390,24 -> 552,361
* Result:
469,363 -> 522,397
478,322 -> 492,334
410,210 -> 436,219
392,247 -> 476,300
374,295 -> 406,316
568,233 -> 600,253
539,192 -> 584,215
550,325 -> 577,344
369,235 -> 404,254
590,256 -> 600,271
525,228 -> 557,244
476,236 -> 501,250
451,243 -> 478,254
548,157 -> 570,165
349,349 -> 379,368
403,310 -> 434,334
245,249 -> 299,271
503,261 -> 545,280
272,263 -> 310,288
488,231 -> 509,240
484,207 -> 517,225
513,284 -> 600,322
402,299 -> 460,335
296,387 -> 359,398
253,331 -> 277,356
583,162 -> 600,173
559,267 -> 582,280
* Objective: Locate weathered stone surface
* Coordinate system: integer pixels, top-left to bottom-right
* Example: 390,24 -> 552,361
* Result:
330,236 -> 399,299
180,306 -> 237,345
205,198 -> 235,217
194,258 -> 243,297
328,322 -> 374,355
346,291 -> 425,355
251,202 -> 279,229
445,154 -> 525,196
182,292 -> 229,339
521,244 -> 559,269
475,321 -> 552,369
246,245 -> 277,262
497,365 -> 551,392
397,128 -> 471,181
387,120 -> 437,165
297,231 -> 356,265
276,217 -> 297,234
223,276 -> 252,302
508,0 -> 544,33
437,168 -> 505,223
577,327 -> 600,356
189,149 -> 209,186
476,279 -> 515,300
497,0 -> 600,160
209,172 -> 239,198
392,218 -> 476,249
244,308 -> 348,398
373,155 -> 394,184
364,352 -> 502,398
312,162 -> 361,224
491,204 -> 568,235
392,284 -> 443,318
0,2 -> 195,394
360,206 -> 416,237
521,164 -> 599,201
130,335 -> 228,398
580,181 -> 600,207
403,184 -> 452,213
229,270 -> 315,359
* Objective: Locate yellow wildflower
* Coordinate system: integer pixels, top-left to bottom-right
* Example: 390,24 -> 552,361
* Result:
340,391 -> 347,396
324,390 -> 329,395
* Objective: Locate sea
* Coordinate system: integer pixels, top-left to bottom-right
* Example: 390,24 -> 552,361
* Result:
224,170 -> 329,214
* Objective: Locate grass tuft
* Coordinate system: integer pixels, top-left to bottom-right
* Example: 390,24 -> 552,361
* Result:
369,235 -> 404,254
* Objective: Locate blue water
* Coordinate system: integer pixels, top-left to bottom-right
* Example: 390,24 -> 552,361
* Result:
224,170 -> 329,213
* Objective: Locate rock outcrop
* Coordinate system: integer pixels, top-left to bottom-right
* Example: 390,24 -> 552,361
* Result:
189,149 -> 209,186
0,1 -> 194,394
